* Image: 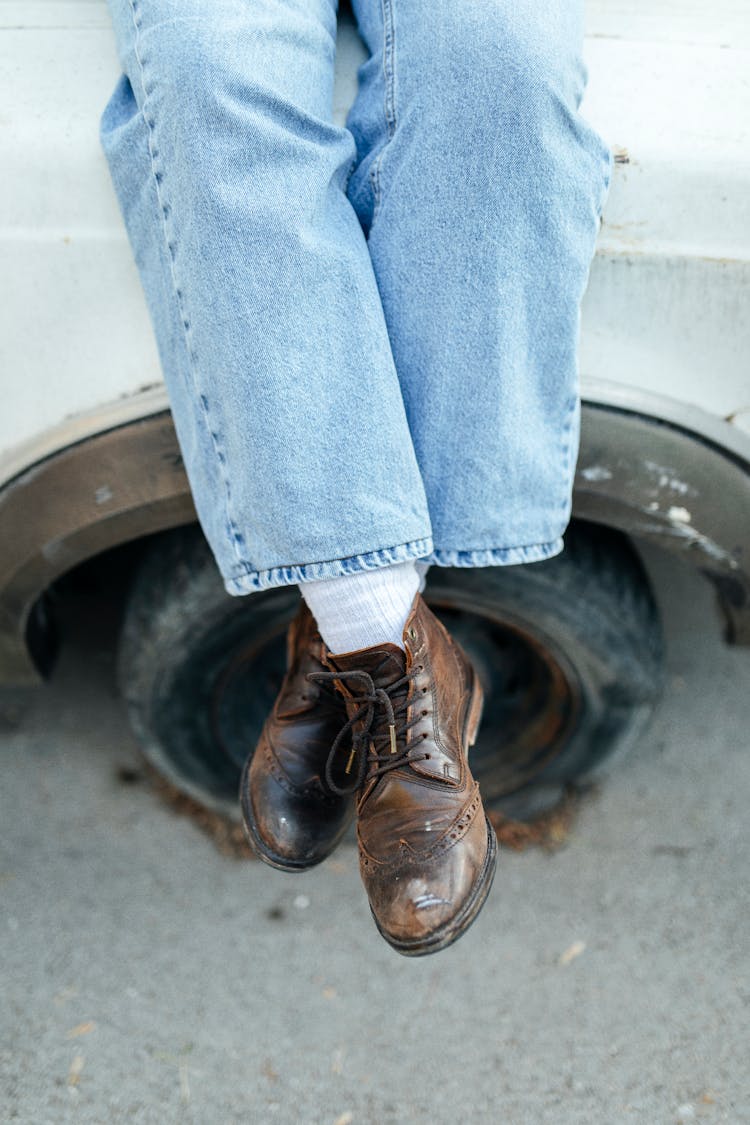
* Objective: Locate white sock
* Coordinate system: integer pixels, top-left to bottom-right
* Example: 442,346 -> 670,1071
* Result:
415,560 -> 431,594
300,561 -> 420,653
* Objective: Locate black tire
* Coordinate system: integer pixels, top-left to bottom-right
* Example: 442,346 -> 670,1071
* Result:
117,520 -> 664,821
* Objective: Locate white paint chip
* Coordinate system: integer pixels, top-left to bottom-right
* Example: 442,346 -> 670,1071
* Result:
580,465 -> 613,482
94,485 -> 113,504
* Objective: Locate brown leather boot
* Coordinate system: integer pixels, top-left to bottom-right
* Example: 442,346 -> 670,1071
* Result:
239,600 -> 354,870
309,594 -> 497,956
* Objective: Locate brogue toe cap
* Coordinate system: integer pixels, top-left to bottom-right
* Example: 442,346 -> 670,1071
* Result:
361,812 -> 496,950
240,738 -> 353,869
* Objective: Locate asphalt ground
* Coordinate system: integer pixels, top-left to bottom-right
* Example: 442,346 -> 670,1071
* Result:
1,549 -> 749,1124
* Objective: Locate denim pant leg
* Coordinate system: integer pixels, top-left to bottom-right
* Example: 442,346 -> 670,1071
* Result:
347,0 -> 613,566
100,0 -> 433,594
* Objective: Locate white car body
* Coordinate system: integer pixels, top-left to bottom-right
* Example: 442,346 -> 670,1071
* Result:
1,0 -> 749,683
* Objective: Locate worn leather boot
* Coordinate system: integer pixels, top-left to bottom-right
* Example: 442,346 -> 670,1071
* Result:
239,600 -> 354,870
309,594 -> 497,956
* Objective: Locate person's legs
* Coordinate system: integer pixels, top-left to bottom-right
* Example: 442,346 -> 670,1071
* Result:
347,0 -> 612,562
100,0 -> 433,595
100,0 -> 611,954
295,0 -> 612,955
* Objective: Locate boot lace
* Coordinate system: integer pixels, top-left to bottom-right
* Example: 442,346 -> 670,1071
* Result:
306,658 -> 430,795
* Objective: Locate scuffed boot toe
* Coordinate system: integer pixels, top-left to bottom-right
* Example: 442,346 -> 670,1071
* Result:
361,801 -> 497,955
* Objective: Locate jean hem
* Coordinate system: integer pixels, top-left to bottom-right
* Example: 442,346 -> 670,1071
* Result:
223,537 -> 434,595
424,538 -> 564,568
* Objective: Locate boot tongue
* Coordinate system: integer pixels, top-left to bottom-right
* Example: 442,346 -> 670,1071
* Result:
324,644 -> 406,689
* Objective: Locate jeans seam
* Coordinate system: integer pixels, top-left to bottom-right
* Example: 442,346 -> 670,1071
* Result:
369,0 -> 397,226
223,536 -> 435,594
599,143 -> 614,219
230,537 -> 433,579
126,0 -> 248,570
432,539 -> 562,555
556,391 -> 580,513
424,541 -> 565,568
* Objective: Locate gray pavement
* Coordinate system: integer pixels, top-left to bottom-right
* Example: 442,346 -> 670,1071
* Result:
1,551 -> 749,1125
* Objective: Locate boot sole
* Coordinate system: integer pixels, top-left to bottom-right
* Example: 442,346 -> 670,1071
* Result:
372,669 -> 499,957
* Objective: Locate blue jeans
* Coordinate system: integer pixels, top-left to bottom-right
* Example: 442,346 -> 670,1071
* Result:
100,0 -> 612,595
